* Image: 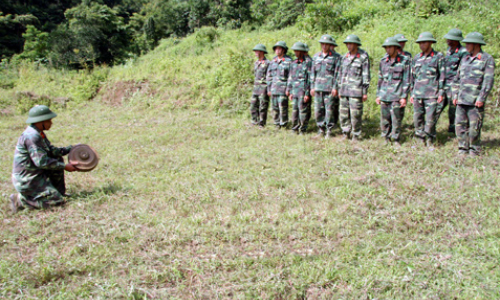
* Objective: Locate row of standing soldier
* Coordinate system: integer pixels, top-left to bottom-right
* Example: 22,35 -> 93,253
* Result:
251,29 -> 495,156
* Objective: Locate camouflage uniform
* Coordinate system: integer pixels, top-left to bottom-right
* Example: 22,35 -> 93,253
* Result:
251,57 -> 271,126
453,47 -> 495,155
288,55 -> 312,132
377,53 -> 411,141
311,50 -> 341,133
337,48 -> 371,137
267,55 -> 292,127
410,49 -> 445,140
12,125 -> 72,209
437,45 -> 468,132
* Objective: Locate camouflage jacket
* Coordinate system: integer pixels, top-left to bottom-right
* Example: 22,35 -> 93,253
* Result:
453,50 -> 495,105
377,54 -> 411,102
310,51 -> 341,92
385,50 -> 412,62
253,57 -> 271,96
337,49 -> 371,97
286,56 -> 312,98
410,49 -> 445,99
444,45 -> 468,93
266,55 -> 292,96
12,125 -> 71,192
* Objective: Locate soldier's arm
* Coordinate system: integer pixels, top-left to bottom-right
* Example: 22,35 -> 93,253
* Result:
376,61 -> 383,98
309,59 -> 316,90
410,58 -> 416,98
286,65 -> 293,95
478,56 -> 496,104
26,136 -> 66,170
47,139 -> 72,157
334,60 -> 343,92
452,66 -> 461,101
362,55 -> 371,95
266,65 -> 272,94
305,60 -> 312,96
333,57 -> 341,91
438,55 -> 446,97
402,60 -> 411,99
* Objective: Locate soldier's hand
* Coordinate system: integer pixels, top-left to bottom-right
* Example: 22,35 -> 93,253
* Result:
65,163 -> 78,172
311,89 -> 315,95
476,101 -> 484,108
410,97 -> 414,104
304,95 -> 310,103
400,98 -> 407,108
362,95 -> 368,102
286,91 -> 290,97
268,92 -> 271,97
331,89 -> 337,97
437,96 -> 443,103
289,95 -> 292,101
453,99 -> 458,106
375,98 -> 381,105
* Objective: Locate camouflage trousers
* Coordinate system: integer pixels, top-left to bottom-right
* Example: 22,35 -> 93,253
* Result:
291,96 -> 312,132
16,166 -> 66,209
340,97 -> 363,137
456,104 -> 484,155
271,95 -> 289,126
314,92 -> 338,131
435,92 -> 456,133
380,101 -> 404,141
250,94 -> 270,126
413,98 -> 438,139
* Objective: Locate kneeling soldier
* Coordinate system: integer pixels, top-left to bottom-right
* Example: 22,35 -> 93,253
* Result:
453,32 -> 495,156
10,105 -> 78,213
376,37 -> 411,146
287,42 -> 312,134
251,44 -> 271,127
410,32 -> 445,147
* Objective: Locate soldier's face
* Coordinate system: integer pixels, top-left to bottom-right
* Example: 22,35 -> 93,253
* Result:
42,119 -> 52,131
346,43 -> 358,53
419,41 -> 432,52
275,47 -> 285,57
398,41 -> 406,49
320,43 -> 329,53
254,50 -> 263,58
447,39 -> 459,48
385,46 -> 397,57
294,50 -> 303,59
465,43 -> 478,53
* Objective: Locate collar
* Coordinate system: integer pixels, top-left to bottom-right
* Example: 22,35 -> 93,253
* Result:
30,124 -> 46,139
274,57 -> 285,62
295,58 -> 304,63
385,54 -> 402,63
468,50 -> 483,61
420,49 -> 435,58
347,52 -> 360,58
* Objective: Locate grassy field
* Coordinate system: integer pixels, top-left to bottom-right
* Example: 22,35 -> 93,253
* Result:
1,101 -> 500,299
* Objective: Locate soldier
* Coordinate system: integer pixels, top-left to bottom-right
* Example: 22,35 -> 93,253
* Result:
10,105 -> 78,213
334,34 -> 370,141
287,42 -> 312,134
310,34 -> 341,137
394,34 -> 413,60
437,29 -> 468,134
453,32 -> 495,156
266,41 -> 292,128
251,44 -> 271,127
376,37 -> 411,146
409,32 -> 445,147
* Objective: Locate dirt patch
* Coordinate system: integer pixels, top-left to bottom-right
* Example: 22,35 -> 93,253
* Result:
99,80 -> 157,106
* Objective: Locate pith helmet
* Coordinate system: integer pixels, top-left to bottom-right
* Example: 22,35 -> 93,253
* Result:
416,32 -> 437,43
462,32 -> 486,45
319,34 -> 338,46
394,33 -> 408,42
382,37 -> 401,48
26,105 -> 57,124
291,42 -> 307,52
444,28 -> 463,41
272,41 -> 288,51
304,43 -> 310,52
344,34 -> 362,45
252,44 -> 268,53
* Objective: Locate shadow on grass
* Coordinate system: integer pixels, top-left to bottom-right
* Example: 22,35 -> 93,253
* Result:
71,183 -> 125,200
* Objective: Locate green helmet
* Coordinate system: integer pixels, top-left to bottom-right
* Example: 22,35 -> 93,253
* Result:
291,42 -> 307,52
462,32 -> 486,45
304,43 -> 310,52
444,28 -> 463,41
344,34 -> 362,45
272,41 -> 288,51
319,34 -> 338,46
415,32 -> 437,43
252,44 -> 268,54
394,33 -> 408,42
26,105 -> 57,124
382,37 -> 401,48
